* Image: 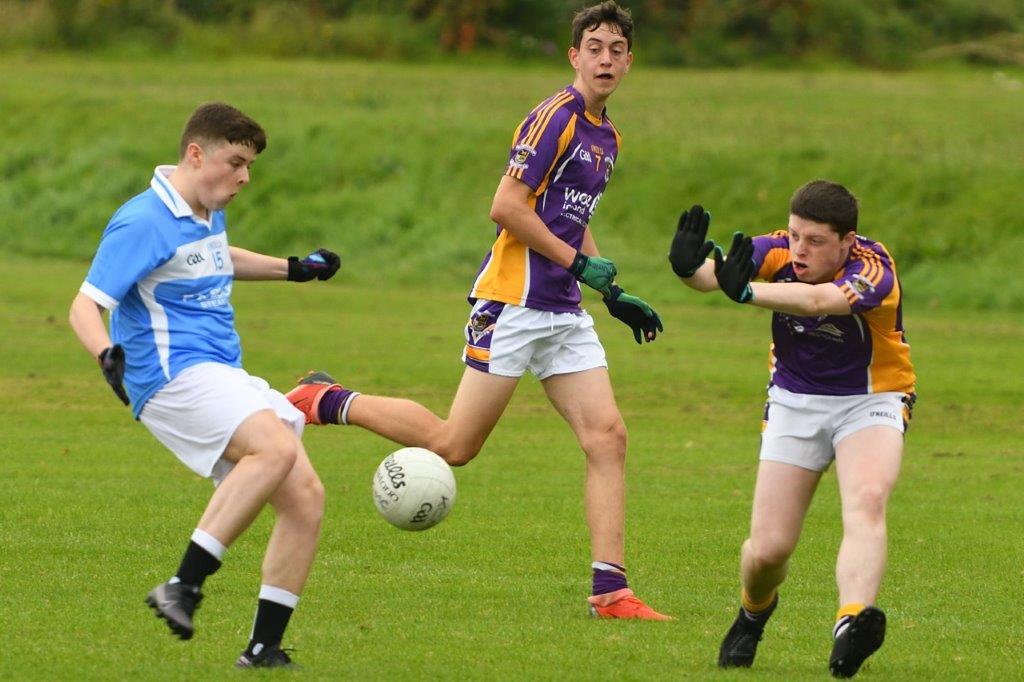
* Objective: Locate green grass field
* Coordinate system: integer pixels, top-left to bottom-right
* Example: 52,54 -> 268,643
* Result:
2,56 -> 1023,679
3,256 -> 1022,679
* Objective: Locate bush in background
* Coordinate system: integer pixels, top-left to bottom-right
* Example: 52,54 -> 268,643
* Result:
2,0 -> 1024,67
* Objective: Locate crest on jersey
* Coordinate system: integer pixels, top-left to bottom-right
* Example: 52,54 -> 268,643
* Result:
851,274 -> 876,297
510,143 -> 536,171
603,155 -> 615,182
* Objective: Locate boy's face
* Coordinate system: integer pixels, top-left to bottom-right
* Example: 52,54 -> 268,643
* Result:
787,214 -> 856,283
186,141 -> 257,213
569,22 -> 632,100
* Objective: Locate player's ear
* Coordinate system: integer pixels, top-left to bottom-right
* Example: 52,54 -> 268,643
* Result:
625,51 -> 633,72
183,141 -> 204,169
568,46 -> 580,70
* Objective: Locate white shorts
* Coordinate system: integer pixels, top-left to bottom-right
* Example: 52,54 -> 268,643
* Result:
139,363 -> 305,484
462,299 -> 607,380
759,385 -> 910,472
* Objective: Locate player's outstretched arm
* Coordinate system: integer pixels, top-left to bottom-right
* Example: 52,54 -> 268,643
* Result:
669,204 -> 717,291
68,292 -> 129,406
230,246 -> 340,282
749,280 -> 852,317
490,175 -> 615,294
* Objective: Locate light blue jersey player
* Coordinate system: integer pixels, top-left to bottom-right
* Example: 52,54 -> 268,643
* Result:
68,103 -> 340,670
80,166 -> 242,417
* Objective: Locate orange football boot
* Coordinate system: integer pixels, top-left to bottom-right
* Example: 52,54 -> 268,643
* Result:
285,371 -> 341,425
588,588 -> 673,621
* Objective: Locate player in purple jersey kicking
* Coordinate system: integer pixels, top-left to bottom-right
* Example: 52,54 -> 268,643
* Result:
669,181 -> 916,677
69,103 -> 340,669
288,1 -> 670,621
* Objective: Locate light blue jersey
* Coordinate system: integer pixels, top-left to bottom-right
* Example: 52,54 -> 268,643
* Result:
80,166 -> 240,418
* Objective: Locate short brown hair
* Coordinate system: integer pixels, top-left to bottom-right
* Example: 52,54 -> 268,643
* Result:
179,102 -> 266,159
572,1 -> 633,50
790,180 -> 858,236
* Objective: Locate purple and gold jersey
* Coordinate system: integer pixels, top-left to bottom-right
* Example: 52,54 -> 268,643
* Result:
752,231 -> 916,396
469,85 -> 621,313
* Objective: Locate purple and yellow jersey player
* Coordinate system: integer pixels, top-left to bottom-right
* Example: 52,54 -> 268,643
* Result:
670,181 -> 915,676
470,84 -> 622,313
285,2 -> 672,622
752,230 -> 915,401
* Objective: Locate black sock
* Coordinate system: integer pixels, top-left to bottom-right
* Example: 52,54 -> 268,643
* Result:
174,541 -> 222,587
246,599 -> 295,657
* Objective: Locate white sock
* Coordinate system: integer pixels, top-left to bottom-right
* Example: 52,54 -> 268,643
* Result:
191,528 -> 227,561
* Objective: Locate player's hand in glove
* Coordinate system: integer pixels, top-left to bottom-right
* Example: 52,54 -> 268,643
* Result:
669,204 -> 715,278
98,344 -> 129,406
288,248 -> 341,282
603,285 -> 663,344
568,251 -> 616,294
714,232 -> 756,303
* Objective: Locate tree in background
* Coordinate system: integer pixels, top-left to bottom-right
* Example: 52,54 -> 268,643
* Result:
1,0 -> 1022,66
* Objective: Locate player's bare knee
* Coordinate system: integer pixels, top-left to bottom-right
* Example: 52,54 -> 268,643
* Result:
254,436 -> 299,479
845,484 -> 889,524
748,537 -> 794,570
581,419 -> 627,462
294,475 -> 326,525
272,471 -> 325,526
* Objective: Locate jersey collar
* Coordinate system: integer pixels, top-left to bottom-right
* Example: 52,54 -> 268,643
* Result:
150,166 -> 212,228
567,85 -> 606,126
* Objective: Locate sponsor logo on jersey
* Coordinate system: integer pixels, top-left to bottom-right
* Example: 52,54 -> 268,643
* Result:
807,322 -> 845,343
561,188 -> 603,225
182,282 -> 233,309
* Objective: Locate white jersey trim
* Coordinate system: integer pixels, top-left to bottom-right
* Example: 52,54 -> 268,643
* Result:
134,233 -> 235,380
137,278 -> 172,379
79,281 -> 119,310
519,246 -> 531,306
151,166 -> 213,228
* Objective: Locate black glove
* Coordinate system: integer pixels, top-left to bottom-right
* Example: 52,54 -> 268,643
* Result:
287,248 -> 341,282
98,345 -> 129,406
603,285 -> 663,344
669,204 -> 715,278
713,232 -> 756,304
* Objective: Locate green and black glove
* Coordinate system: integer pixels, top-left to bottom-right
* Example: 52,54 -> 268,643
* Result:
669,204 -> 715,278
603,285 -> 663,344
713,232 -> 756,304
568,251 -> 616,294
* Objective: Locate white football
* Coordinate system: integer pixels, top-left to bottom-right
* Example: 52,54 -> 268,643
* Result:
372,447 -> 456,531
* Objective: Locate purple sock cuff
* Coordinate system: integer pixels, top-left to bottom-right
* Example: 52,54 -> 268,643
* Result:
318,388 -> 356,425
592,564 -> 629,596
